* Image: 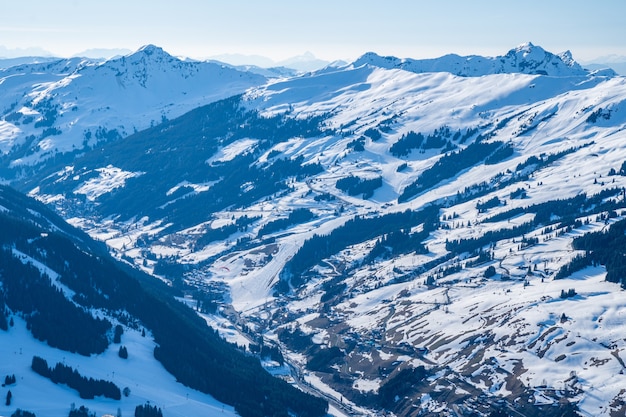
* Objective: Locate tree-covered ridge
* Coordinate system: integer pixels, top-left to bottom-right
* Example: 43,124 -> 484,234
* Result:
279,205 -> 440,291
0,185 -> 328,417
399,141 -> 503,202
446,188 -> 626,255
34,95 -> 330,222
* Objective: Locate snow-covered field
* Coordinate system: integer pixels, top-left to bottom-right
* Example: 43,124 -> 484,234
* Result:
0,316 -> 237,417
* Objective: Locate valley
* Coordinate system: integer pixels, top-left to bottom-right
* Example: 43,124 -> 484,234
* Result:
1,42 -> 626,416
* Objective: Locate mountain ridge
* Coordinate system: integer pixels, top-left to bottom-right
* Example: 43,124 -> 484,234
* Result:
352,42 -> 589,77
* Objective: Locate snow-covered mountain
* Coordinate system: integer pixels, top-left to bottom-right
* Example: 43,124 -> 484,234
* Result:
3,43 -> 626,416
0,45 -> 267,167
354,42 -> 588,77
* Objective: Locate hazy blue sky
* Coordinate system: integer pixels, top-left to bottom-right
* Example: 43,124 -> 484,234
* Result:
1,0 -> 624,62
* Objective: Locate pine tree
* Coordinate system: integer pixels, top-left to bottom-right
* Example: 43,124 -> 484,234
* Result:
118,346 -> 128,359
113,325 -> 124,344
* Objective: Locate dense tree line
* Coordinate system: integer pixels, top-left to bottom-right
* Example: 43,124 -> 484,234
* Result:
568,218 -> 626,287
378,366 -> 430,408
68,405 -> 95,417
554,254 -> 593,280
11,410 -> 36,417
194,215 -> 260,249
484,142 -> 514,165
389,126 -> 457,157
135,403 -> 163,417
0,247 -> 110,355
0,305 -> 7,331
31,356 -> 121,400
279,206 -> 440,290
483,188 -> 625,228
446,222 -> 534,254
399,141 -> 503,202
514,145 -> 586,174
476,196 -> 501,213
335,175 -> 382,199
258,208 -> 315,237
364,228 -> 430,263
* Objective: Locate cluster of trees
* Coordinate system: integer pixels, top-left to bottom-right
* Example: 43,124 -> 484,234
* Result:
364,228 -> 430,264
277,327 -> 313,352
306,346 -> 343,372
378,366 -> 430,408
399,141 -> 502,202
465,249 -> 494,268
484,142 -> 514,165
3,374 -> 16,386
68,405 -> 96,417
10,410 -> 36,417
320,277 -> 348,303
135,403 -> 163,417
389,126 -> 458,157
568,218 -> 626,287
248,343 -> 284,365
194,215 -> 260,248
586,107 -> 612,123
346,137 -> 365,151
279,206 -> 440,291
560,288 -> 577,299
0,246 -> 110,355
31,356 -> 121,400
0,308 -> 8,331
476,196 -> 501,213
118,346 -> 129,359
258,208 -> 315,237
335,175 -> 382,199
363,127 -> 382,141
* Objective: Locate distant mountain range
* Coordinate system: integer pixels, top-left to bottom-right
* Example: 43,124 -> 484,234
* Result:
2,42 -> 626,416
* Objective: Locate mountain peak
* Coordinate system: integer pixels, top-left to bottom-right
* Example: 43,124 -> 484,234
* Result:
136,44 -> 166,55
503,42 -> 585,75
126,44 -> 176,63
514,41 -> 537,52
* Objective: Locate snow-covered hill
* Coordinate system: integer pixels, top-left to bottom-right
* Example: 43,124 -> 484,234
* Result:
5,43 -> 626,416
0,45 -> 267,167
